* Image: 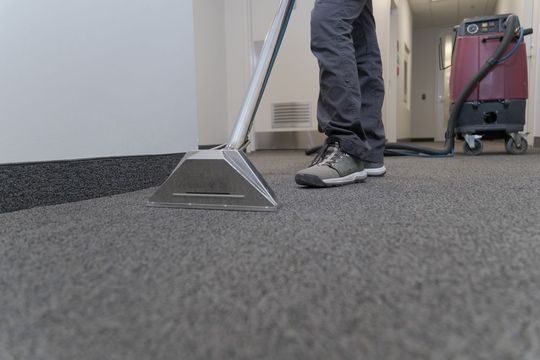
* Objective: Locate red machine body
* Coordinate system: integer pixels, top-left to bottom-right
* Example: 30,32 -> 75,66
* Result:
451,33 -> 528,102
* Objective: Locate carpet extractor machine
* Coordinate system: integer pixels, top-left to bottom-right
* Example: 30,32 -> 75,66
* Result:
453,14 -> 532,155
385,14 -> 533,156
148,0 -> 297,211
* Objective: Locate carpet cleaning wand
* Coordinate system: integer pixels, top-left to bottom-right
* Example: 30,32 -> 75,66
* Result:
148,0 -> 297,211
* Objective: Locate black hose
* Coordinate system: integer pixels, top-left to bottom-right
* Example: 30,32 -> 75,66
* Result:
384,14 -> 522,157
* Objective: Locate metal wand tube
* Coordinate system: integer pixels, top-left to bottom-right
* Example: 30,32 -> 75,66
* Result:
226,0 -> 296,149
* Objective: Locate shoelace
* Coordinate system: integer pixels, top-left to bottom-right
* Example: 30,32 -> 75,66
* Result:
310,144 -> 330,166
310,142 -> 345,167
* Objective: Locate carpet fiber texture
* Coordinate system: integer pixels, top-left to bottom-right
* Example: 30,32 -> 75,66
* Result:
0,153 -> 184,214
1,148 -> 540,360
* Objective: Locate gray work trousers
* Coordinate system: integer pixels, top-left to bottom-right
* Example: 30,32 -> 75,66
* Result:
311,0 -> 385,162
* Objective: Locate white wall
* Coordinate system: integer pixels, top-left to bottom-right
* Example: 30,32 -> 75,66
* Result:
224,0 -> 253,141
495,0 -> 539,144
496,0 -> 527,19
193,0 -> 229,146
532,0 -> 540,144
224,0 -> 319,150
251,0 -> 319,135
395,0 -> 414,140
0,0 -> 198,164
373,0 -> 394,142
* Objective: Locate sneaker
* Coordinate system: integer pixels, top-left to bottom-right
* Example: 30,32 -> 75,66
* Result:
364,161 -> 386,177
295,142 -> 367,187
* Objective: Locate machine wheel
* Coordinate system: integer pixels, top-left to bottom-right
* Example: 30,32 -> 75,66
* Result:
463,139 -> 483,156
505,136 -> 528,155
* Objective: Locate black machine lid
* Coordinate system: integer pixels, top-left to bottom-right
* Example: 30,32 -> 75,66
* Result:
457,14 -> 510,36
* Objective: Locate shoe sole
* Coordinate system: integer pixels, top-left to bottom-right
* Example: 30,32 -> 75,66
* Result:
366,166 -> 386,177
295,171 -> 368,188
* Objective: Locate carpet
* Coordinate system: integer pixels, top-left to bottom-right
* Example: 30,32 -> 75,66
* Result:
1,147 -> 540,359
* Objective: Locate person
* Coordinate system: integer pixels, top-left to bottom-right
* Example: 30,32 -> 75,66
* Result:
295,0 -> 386,187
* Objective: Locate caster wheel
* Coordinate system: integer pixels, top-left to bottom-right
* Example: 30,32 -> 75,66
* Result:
506,136 -> 528,155
463,139 -> 483,155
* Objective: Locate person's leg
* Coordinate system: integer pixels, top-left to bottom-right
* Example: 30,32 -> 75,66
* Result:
311,0 -> 371,160
295,0 -> 371,187
352,2 -> 386,164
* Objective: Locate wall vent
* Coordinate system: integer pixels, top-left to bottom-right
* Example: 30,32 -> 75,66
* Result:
271,102 -> 311,129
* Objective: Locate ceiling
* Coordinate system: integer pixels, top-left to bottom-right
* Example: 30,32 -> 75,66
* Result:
409,0 -> 499,28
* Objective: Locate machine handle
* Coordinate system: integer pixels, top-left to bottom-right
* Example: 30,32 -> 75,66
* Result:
523,28 -> 533,36
226,0 -> 296,150
482,35 -> 502,42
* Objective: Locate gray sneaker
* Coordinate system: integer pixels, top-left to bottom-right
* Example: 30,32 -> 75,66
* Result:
364,161 -> 386,177
295,143 -> 367,187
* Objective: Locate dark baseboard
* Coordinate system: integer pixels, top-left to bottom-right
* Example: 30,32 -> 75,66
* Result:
199,144 -> 221,150
0,153 -> 185,214
396,138 -> 435,143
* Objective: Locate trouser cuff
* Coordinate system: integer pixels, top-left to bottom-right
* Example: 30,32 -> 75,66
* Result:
326,137 -> 372,160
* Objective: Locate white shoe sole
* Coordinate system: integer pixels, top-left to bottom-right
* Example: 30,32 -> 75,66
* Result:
365,166 -> 386,177
322,170 -> 368,186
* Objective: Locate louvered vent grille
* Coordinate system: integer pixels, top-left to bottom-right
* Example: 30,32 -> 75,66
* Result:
271,102 -> 311,129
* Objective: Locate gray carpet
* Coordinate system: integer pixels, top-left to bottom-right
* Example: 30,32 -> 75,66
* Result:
1,147 -> 540,360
